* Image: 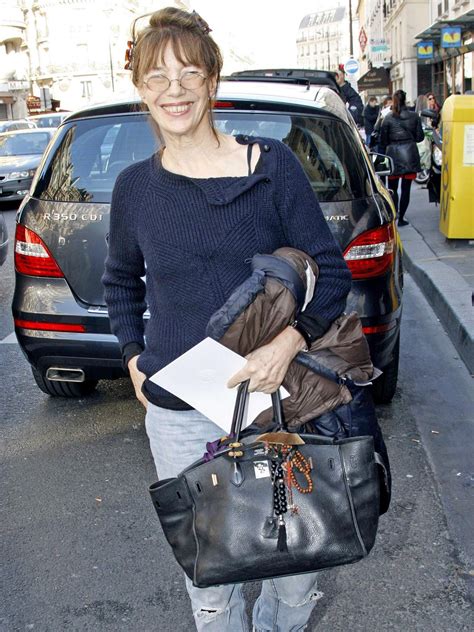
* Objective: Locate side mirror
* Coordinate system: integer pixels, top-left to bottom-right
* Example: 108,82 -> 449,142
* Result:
370,152 -> 393,176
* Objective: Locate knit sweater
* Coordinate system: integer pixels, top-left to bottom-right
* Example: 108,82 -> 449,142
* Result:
102,136 -> 352,408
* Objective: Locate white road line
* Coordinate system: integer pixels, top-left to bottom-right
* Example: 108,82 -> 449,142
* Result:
0,332 -> 18,344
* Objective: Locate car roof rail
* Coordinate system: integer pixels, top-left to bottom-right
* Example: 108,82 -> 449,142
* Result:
226,69 -> 340,94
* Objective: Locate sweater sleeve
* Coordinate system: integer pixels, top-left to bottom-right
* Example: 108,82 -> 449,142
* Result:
102,170 -> 147,351
274,142 -> 352,322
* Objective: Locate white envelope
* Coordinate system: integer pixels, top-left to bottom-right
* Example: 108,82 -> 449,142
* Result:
150,337 -> 289,434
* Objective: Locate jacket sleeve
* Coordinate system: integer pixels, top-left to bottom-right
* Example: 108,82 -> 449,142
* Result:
414,114 -> 424,143
273,142 -> 352,323
342,84 -> 364,126
102,171 -> 147,352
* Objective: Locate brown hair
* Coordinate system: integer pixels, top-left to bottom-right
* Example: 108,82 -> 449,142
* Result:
132,8 -> 222,86
392,89 -> 406,117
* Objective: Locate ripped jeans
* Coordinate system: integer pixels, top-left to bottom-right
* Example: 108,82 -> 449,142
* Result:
145,403 -> 323,632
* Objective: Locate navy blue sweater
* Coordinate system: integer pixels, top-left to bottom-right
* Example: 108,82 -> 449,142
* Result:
102,136 -> 352,407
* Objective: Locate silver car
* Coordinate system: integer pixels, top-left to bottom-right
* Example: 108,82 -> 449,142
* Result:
0,128 -> 55,203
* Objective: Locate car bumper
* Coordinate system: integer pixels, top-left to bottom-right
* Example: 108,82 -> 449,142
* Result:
0,176 -> 33,201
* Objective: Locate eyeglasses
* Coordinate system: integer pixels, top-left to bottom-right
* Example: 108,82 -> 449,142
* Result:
143,71 -> 207,93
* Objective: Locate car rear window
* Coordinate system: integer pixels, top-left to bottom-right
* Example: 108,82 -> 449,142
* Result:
214,112 -> 370,202
34,110 -> 369,204
34,114 -> 158,204
0,131 -> 52,156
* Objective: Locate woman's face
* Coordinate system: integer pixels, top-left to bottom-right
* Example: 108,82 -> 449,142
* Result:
427,95 -> 436,107
139,44 -> 216,142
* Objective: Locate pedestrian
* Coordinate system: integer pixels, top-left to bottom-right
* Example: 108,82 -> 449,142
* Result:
335,66 -> 364,126
425,92 -> 442,129
102,7 -> 352,631
379,89 -> 424,226
426,92 -> 441,114
363,96 -> 380,145
369,96 -> 392,151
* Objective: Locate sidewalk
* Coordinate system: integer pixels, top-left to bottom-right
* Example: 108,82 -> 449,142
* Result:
399,184 -> 474,374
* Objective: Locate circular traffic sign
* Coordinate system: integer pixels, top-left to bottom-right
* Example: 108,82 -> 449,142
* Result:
344,58 -> 360,75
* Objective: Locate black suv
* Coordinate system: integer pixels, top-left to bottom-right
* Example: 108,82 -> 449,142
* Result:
12,70 -> 402,403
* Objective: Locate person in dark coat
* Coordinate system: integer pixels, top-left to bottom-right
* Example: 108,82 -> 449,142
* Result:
335,68 -> 364,126
363,96 -> 380,144
379,90 -> 424,226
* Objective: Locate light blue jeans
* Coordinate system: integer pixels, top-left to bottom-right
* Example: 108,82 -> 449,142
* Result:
145,403 -> 323,632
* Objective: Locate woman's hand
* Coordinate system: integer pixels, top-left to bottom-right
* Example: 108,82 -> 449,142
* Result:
128,355 -> 148,409
227,327 -> 306,394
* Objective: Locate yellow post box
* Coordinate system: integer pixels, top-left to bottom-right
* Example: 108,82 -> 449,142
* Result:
439,95 -> 474,239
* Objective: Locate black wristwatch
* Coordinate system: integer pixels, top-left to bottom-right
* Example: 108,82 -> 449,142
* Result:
290,320 -> 312,351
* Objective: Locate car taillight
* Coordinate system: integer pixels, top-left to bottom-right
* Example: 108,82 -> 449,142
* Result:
343,223 -> 395,279
14,224 -> 63,277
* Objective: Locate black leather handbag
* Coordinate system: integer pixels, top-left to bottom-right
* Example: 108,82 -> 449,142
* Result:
149,382 -> 383,588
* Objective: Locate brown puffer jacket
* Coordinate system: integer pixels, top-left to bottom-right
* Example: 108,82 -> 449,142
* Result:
207,247 -> 374,431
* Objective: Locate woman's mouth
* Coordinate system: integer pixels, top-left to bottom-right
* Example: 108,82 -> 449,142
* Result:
161,102 -> 192,115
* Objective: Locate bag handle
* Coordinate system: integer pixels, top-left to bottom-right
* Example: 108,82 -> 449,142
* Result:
230,380 -> 286,441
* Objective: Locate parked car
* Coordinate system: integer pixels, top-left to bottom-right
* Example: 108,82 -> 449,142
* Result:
12,69 -> 402,403
28,112 -> 70,128
0,210 -> 8,266
0,128 -> 55,203
0,119 -> 36,133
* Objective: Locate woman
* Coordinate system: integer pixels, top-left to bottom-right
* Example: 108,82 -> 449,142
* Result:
103,8 -> 351,631
380,90 -> 424,226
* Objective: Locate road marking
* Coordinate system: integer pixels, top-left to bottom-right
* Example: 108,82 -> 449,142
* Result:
0,332 -> 17,344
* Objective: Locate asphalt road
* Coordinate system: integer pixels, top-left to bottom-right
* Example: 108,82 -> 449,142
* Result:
1,207 -> 473,631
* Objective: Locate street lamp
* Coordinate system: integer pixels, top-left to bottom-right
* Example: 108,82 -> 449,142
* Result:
103,8 -> 115,93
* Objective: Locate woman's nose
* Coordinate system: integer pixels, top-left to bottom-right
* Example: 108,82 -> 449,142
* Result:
167,78 -> 186,96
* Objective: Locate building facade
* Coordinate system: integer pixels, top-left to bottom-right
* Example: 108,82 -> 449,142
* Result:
21,0 -> 184,113
415,1 -> 473,101
0,0 -> 29,119
297,7 -> 351,73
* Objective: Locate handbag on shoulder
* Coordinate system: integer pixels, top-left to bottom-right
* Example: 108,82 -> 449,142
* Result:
149,381 -> 387,588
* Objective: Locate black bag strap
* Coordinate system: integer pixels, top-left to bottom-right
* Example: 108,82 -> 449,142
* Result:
230,380 -> 286,440
295,351 -> 354,386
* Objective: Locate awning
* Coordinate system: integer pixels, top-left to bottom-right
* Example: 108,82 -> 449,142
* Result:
357,67 -> 390,91
415,8 -> 474,39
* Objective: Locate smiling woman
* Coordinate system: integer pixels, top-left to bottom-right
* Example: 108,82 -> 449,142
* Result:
101,6 -> 352,631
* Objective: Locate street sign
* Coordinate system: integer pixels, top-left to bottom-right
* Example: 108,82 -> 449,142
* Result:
359,27 -> 368,53
344,58 -> 360,75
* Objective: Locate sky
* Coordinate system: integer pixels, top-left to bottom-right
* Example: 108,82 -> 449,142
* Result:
189,0 -> 341,72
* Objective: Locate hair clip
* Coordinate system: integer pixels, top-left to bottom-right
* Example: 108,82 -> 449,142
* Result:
191,10 -> 212,35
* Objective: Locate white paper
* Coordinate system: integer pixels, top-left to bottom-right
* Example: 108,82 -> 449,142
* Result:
150,337 -> 289,434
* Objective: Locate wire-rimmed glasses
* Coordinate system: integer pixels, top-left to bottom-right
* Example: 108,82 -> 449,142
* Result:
143,71 -> 207,93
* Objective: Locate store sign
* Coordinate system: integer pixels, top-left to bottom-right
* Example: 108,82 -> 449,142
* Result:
26,95 -> 41,112
370,38 -> 389,53
441,27 -> 461,48
417,41 -> 434,59
359,27 -> 368,53
8,81 -> 29,91
357,67 -> 390,91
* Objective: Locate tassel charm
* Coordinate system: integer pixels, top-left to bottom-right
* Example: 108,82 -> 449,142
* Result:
277,515 -> 288,552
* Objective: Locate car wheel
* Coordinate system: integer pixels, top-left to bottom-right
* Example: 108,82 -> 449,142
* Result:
371,335 -> 400,404
32,368 -> 98,397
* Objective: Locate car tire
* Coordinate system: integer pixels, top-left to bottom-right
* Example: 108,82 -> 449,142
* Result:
32,368 -> 98,397
371,334 -> 400,404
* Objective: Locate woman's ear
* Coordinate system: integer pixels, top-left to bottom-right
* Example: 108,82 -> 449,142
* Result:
208,76 -> 218,99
